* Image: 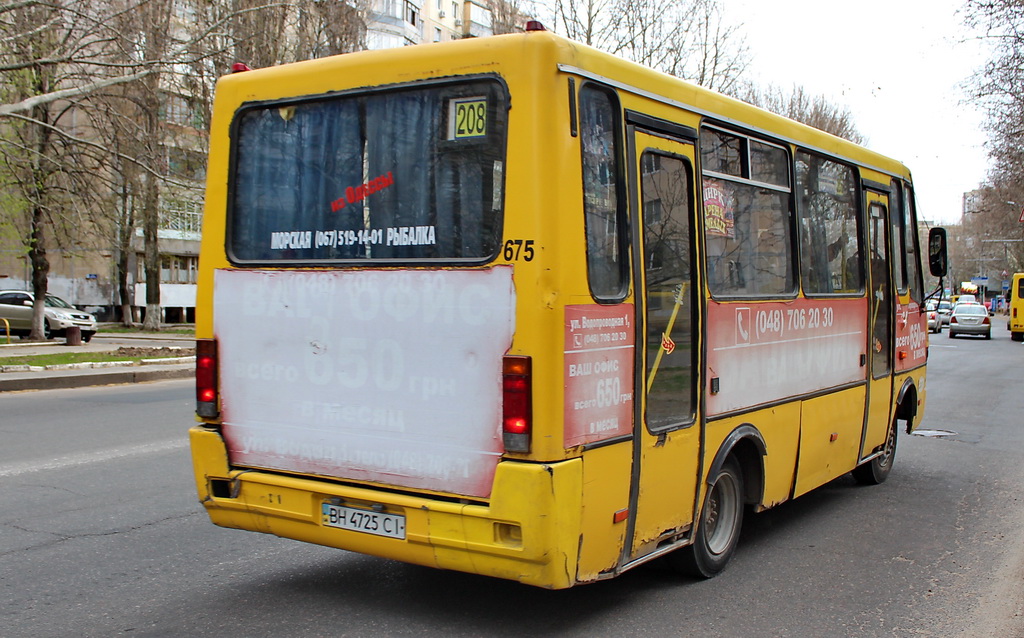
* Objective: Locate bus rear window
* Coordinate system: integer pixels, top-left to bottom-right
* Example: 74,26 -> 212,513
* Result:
227,80 -> 508,263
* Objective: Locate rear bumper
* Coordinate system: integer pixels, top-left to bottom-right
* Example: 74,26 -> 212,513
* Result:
189,426 -> 584,589
949,323 -> 990,336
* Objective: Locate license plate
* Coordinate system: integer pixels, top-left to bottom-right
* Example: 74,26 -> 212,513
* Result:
321,502 -> 406,540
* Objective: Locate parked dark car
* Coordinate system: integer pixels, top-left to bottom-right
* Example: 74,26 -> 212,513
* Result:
0,290 -> 97,341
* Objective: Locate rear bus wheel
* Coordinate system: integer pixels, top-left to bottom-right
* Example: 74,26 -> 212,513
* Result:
671,457 -> 744,578
853,417 -> 897,485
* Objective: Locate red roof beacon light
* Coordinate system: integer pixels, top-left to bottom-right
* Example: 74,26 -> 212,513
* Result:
525,20 -> 546,32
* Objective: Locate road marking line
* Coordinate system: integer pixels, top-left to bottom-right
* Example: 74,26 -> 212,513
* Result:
0,438 -> 187,478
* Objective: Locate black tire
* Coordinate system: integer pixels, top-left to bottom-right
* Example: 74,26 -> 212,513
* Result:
853,417 -> 897,485
985,331 -> 991,340
42,320 -> 52,340
1012,332 -> 1023,342
82,331 -> 94,343
671,457 -> 744,578
948,329 -> 955,338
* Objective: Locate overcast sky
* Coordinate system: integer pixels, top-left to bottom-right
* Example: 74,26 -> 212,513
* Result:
723,0 -> 989,225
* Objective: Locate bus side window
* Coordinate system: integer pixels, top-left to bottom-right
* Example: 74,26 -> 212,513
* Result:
795,152 -> 862,295
579,85 -> 627,300
701,128 -> 795,297
890,179 -> 909,294
903,182 -> 924,304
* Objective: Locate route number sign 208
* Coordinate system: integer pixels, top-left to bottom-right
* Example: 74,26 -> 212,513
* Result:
450,97 -> 487,139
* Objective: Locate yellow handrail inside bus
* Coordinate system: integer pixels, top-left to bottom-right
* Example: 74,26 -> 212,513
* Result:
647,282 -> 688,392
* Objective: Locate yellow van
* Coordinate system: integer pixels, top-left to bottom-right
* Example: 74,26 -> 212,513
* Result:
1009,273 -> 1024,341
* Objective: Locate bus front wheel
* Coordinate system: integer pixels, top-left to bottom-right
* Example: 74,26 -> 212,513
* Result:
671,457 -> 744,578
853,417 -> 897,485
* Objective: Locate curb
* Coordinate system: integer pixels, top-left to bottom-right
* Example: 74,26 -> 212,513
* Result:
0,364 -> 192,392
0,356 -> 195,373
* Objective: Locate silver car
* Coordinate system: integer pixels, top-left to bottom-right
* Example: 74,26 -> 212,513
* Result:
936,299 -> 953,325
0,290 -> 97,341
926,301 -> 942,333
947,302 -> 991,339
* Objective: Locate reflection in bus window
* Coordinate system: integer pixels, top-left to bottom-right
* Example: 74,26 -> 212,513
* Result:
703,179 -> 794,296
580,86 -> 626,300
642,152 -> 695,430
902,183 -> 923,304
229,81 -> 506,263
869,203 -> 893,379
796,152 -> 861,294
701,128 -> 794,297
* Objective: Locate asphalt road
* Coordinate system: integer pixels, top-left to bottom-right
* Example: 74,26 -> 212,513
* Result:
1,320 -> 1022,637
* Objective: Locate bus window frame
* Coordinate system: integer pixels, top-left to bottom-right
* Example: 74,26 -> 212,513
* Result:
890,179 -> 910,295
901,180 -> 925,305
794,149 -> 865,298
223,75 -> 511,268
578,81 -> 630,303
636,144 -> 700,434
698,123 -> 798,301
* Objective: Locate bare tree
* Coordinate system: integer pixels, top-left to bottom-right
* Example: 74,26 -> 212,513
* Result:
3,0 -> 371,331
488,0 -> 530,34
960,0 -> 1024,283
734,84 -> 866,144
964,0 -> 1024,198
0,0 -> 110,338
542,0 -> 749,92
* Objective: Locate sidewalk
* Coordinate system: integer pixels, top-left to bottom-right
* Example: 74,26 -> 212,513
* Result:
0,330 -> 194,392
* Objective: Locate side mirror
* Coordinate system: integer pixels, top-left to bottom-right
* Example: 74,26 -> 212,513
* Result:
928,227 -> 948,277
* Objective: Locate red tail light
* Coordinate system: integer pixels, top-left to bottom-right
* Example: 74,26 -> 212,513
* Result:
196,339 -> 219,418
502,356 -> 532,453
983,316 -> 991,325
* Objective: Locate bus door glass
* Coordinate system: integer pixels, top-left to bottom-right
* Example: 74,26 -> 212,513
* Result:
864,195 -> 894,454
627,128 -> 700,559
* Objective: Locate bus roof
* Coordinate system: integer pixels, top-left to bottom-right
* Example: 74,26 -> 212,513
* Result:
216,29 -> 912,182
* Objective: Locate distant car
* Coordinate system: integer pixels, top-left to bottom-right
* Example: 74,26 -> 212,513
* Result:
948,302 -> 991,339
954,294 -> 977,306
925,301 -> 942,333
0,290 -> 97,341
936,299 -> 953,325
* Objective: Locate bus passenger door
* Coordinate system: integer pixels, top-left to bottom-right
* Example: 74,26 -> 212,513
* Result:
862,195 -> 895,459
626,125 -> 701,561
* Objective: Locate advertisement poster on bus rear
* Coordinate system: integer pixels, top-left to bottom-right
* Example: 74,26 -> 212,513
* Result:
212,267 -> 515,499
564,304 -> 635,447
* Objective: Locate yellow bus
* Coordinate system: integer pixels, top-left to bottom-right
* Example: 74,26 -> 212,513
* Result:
1008,273 -> 1024,340
190,24 -> 946,589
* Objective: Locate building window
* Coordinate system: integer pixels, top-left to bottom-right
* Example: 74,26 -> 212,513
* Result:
140,254 -> 199,284
160,92 -> 203,128
160,197 -> 203,233
165,147 -> 206,182
434,27 -> 442,41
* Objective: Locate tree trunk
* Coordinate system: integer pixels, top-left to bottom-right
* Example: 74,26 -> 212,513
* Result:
117,180 -> 136,325
29,203 -> 50,340
28,69 -> 52,341
141,169 -> 161,331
